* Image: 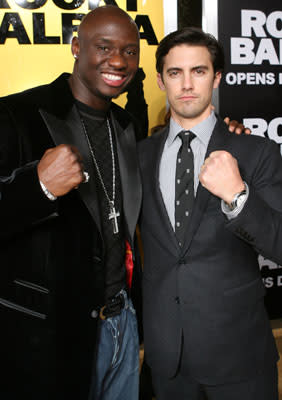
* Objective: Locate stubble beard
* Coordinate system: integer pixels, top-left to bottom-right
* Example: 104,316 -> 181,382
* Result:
173,96 -> 212,122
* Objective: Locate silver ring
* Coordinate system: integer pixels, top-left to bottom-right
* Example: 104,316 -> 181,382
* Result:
83,171 -> 90,183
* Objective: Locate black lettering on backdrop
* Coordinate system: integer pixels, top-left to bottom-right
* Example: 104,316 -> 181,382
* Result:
33,13 -> 60,43
62,13 -> 84,43
14,0 -> 47,9
0,12 -> 30,43
126,0 -> 137,11
0,1 -> 159,45
89,0 -> 137,10
135,14 -> 158,45
0,0 -> 138,11
53,0 -> 84,10
0,0 -> 10,8
104,0 -> 118,6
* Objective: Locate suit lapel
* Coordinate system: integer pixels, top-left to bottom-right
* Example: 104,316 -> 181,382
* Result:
111,112 -> 142,241
182,118 -> 232,255
39,105 -> 102,232
151,128 -> 181,254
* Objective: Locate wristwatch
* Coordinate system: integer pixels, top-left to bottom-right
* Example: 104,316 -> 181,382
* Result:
228,186 -> 247,211
224,182 -> 247,211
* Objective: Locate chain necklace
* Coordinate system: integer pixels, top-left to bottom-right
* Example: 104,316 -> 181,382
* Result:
80,117 -> 120,234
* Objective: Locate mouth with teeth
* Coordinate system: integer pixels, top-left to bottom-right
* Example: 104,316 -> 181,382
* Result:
102,73 -> 128,88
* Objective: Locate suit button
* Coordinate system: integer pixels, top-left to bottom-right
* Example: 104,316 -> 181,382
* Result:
175,296 -> 180,304
93,256 -> 102,263
91,309 -> 98,318
178,259 -> 185,265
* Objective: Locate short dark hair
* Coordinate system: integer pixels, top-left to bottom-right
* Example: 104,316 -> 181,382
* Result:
156,27 -> 224,76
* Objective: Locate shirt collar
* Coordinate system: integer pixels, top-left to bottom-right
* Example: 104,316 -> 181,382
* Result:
167,111 -> 217,147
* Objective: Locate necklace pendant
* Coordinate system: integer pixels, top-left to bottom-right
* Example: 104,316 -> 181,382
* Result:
108,202 -> 120,234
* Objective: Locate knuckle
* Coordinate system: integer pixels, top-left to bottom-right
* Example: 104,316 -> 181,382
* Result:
68,151 -> 80,165
221,151 -> 229,160
75,172 -> 83,183
73,164 -> 83,175
201,170 -> 207,181
63,144 -> 73,154
57,145 -> 71,158
69,153 -> 77,163
59,144 -> 68,151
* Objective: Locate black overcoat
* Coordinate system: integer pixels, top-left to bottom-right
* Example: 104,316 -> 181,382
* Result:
0,73 -> 142,399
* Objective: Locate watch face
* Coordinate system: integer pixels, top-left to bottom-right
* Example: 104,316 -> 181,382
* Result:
235,193 -> 247,209
236,193 -> 247,207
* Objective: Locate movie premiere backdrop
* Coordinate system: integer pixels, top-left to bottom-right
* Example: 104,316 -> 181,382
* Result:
203,0 -> 282,318
0,0 -> 177,130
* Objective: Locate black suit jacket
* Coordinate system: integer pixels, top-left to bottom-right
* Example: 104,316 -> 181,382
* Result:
0,74 -> 142,399
138,117 -> 282,385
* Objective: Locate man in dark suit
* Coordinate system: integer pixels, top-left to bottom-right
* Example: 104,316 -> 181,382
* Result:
0,6 -> 143,400
138,27 -> 282,400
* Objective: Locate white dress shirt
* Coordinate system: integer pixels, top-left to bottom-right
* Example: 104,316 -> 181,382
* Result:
159,112 -> 248,229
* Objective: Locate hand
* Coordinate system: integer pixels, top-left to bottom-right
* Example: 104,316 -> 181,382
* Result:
224,117 -> 251,135
199,151 -> 245,204
37,144 -> 84,197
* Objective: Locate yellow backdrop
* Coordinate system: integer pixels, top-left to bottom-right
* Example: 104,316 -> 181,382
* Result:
0,0 -> 167,130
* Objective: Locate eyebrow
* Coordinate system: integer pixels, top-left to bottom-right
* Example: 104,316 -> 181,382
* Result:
166,67 -> 182,74
192,65 -> 209,70
96,38 -> 111,43
96,38 -> 139,47
166,65 -> 209,73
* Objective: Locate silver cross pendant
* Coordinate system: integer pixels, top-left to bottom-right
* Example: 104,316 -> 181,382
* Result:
108,202 -> 120,234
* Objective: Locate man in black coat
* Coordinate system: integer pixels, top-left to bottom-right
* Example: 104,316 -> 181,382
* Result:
0,6 -> 142,400
138,27 -> 282,400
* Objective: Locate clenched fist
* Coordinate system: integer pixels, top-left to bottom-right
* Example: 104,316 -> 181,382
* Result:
37,144 -> 85,197
199,151 -> 245,205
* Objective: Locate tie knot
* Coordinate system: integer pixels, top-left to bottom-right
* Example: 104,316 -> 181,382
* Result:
178,130 -> 195,146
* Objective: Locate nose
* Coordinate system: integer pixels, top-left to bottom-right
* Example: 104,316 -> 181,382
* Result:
182,72 -> 193,91
108,50 -> 127,69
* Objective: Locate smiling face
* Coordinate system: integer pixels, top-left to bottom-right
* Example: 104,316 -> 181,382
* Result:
157,45 -> 221,130
70,7 -> 140,110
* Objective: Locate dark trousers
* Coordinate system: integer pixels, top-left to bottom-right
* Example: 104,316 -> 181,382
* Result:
152,363 -> 278,400
139,357 -> 154,400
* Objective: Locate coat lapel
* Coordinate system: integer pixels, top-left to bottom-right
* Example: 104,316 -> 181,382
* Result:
38,75 -> 143,239
39,104 -> 102,232
150,127 -> 181,254
111,111 -> 142,241
182,118 -> 232,255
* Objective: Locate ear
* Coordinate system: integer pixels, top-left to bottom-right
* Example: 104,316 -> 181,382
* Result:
213,71 -> 222,89
157,73 -> 166,91
71,36 -> 80,58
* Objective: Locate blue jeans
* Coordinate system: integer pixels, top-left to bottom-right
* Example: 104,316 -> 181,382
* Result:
89,290 -> 139,400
